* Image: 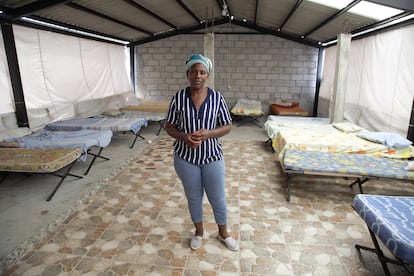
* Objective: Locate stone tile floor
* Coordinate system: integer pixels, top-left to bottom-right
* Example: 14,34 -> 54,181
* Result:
3,137 -> 414,275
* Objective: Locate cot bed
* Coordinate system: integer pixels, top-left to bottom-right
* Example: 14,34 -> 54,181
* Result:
0,148 -> 83,201
2,129 -> 113,175
119,99 -> 170,135
270,122 -> 414,201
353,194 -> 414,275
231,98 -> 264,127
44,117 -> 148,148
282,148 -> 414,201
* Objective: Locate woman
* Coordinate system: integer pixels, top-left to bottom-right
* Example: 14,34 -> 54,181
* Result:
165,54 -> 238,251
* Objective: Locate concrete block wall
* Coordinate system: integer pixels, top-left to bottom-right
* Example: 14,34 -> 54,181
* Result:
134,33 -> 319,115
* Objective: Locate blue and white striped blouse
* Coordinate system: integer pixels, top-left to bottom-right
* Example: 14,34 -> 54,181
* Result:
166,87 -> 232,165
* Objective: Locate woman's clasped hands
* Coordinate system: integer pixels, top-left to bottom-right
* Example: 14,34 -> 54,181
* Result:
186,128 -> 209,148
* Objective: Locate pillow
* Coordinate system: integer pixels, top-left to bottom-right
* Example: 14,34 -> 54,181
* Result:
0,127 -> 32,141
357,131 -> 412,149
332,122 -> 362,133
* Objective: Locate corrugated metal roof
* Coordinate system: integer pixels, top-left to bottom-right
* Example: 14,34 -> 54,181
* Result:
0,0 -> 412,47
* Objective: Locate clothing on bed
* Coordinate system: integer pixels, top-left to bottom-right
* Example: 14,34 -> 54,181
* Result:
4,129 -> 112,159
45,117 -> 148,134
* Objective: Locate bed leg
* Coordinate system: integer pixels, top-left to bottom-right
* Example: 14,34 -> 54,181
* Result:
354,228 -> 412,276
349,177 -> 369,193
156,120 -> 165,136
47,161 -> 81,201
84,147 -> 109,175
130,133 -> 145,149
286,174 -> 292,202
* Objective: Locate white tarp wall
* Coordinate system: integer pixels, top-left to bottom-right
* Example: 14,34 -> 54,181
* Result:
319,24 -> 414,136
0,31 -> 15,123
9,25 -> 131,129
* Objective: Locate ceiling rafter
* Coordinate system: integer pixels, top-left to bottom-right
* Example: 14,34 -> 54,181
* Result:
122,0 -> 177,29
176,0 -> 201,23
323,10 -> 413,44
7,0 -> 71,20
303,0 -> 362,38
0,0 -> 71,22
16,15 -> 128,45
279,0 -> 303,30
1,0 -> 412,47
66,2 -> 153,35
253,0 -> 259,24
131,17 -> 230,46
231,17 -> 321,48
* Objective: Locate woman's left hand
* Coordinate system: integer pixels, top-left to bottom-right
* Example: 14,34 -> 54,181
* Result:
191,128 -> 209,143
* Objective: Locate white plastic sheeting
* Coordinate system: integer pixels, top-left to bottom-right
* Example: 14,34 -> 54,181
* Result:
319,24 -> 414,136
11,25 -> 131,128
0,31 -> 15,118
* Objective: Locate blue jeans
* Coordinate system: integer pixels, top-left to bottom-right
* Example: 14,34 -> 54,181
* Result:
174,156 -> 227,225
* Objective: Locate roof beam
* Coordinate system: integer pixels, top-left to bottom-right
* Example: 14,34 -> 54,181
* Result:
322,11 -> 413,46
279,0 -> 303,30
231,18 -> 321,48
17,15 -> 129,45
131,17 -> 230,46
66,2 -> 153,35
365,0 -> 414,12
122,0 -> 177,29
176,0 -> 201,23
5,0 -> 71,20
253,0 -> 259,24
303,0 -> 361,38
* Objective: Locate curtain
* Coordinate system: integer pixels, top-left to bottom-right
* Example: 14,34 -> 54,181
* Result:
13,25 -> 131,128
319,24 -> 414,136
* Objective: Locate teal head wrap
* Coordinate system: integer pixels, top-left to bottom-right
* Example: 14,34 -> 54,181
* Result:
185,54 -> 212,74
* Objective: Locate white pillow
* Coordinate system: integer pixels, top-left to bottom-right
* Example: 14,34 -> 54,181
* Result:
357,131 -> 412,149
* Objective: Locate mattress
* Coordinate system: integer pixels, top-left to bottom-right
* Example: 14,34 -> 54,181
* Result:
269,104 -> 308,116
0,148 -> 82,173
120,100 -> 170,113
353,194 -> 414,263
283,149 -> 414,181
45,117 -> 148,134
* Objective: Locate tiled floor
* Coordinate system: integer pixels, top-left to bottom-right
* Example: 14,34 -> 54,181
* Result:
3,136 -> 414,275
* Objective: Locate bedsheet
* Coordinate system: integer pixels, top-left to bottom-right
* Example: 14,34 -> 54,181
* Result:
5,129 -> 112,158
273,127 -> 413,159
45,117 -> 148,134
353,194 -> 414,263
264,115 -> 330,140
0,148 -> 82,173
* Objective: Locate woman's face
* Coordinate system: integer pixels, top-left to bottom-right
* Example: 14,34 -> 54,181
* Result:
187,63 -> 209,90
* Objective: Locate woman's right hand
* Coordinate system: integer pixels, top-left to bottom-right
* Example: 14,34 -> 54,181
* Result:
185,133 -> 202,148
